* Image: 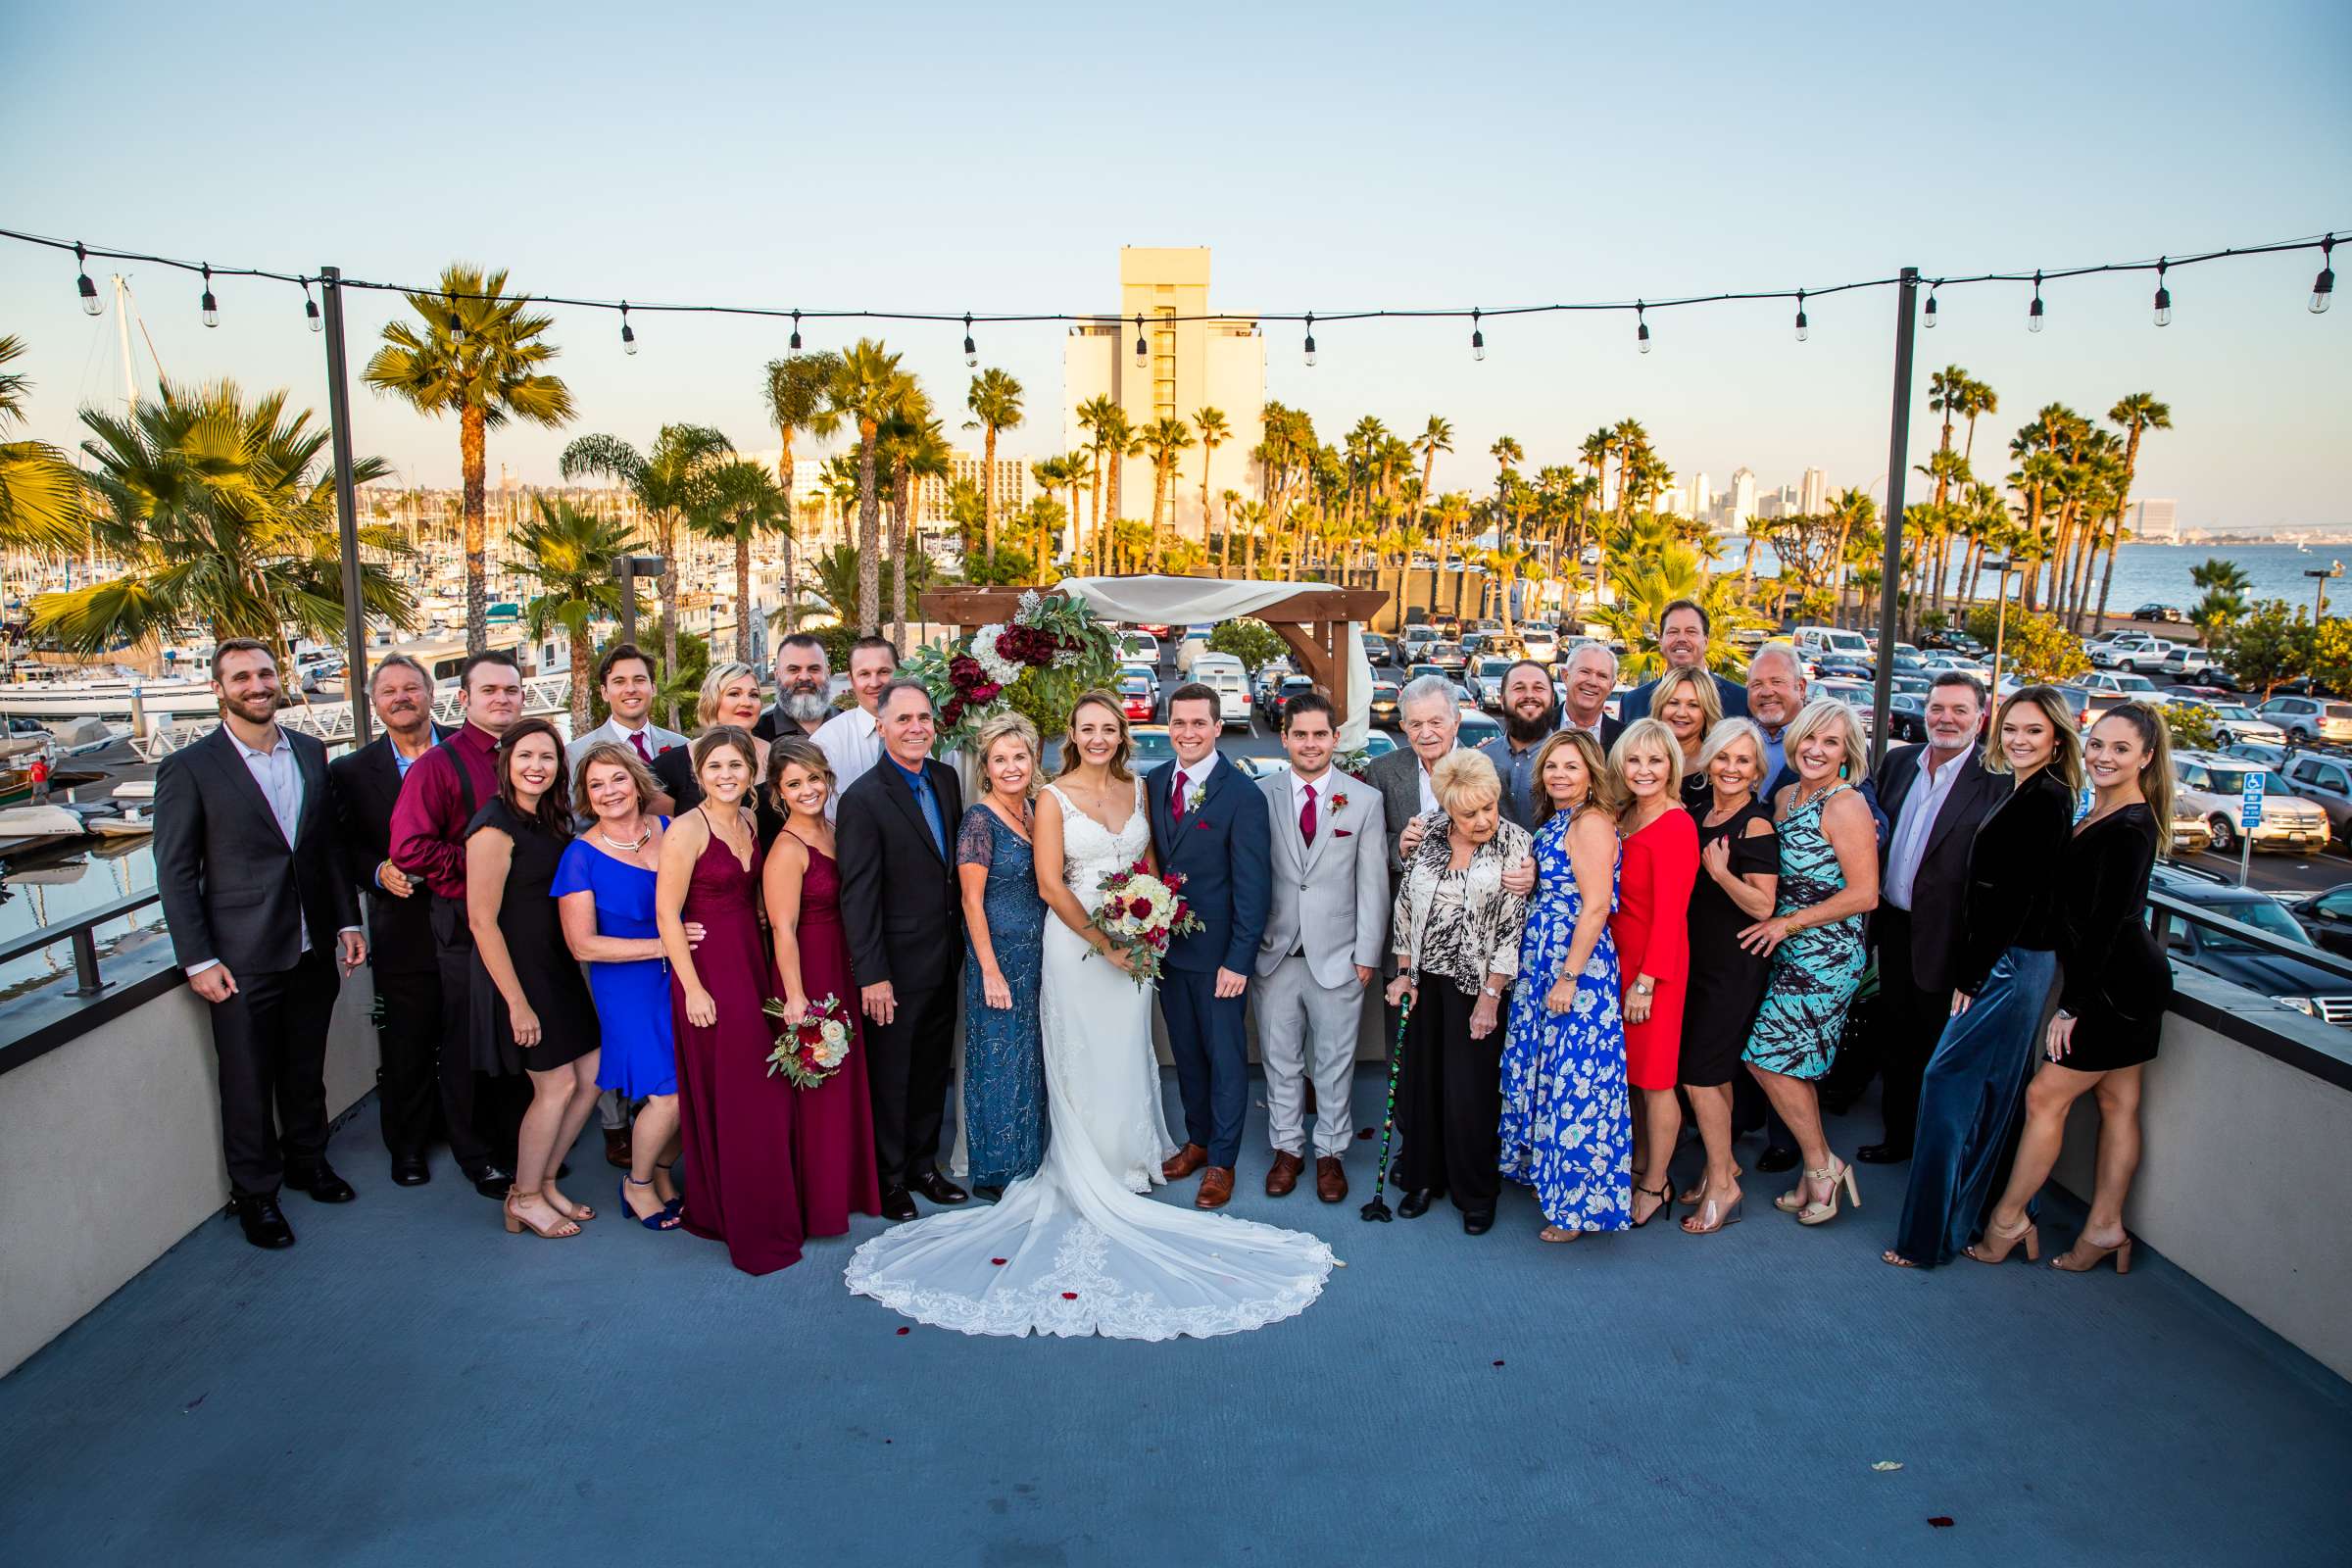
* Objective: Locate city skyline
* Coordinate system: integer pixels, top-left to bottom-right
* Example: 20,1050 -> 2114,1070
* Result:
2,2 -> 2345,534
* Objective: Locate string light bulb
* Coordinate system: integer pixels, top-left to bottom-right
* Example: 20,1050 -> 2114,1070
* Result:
1794,289 -> 1809,342
74,243 -> 100,316
1923,286 -> 1938,328
2027,270 -> 2044,333
2313,236 -> 2335,315
1470,308 -> 1486,362
1636,301 -> 1650,354
789,310 -> 802,353
2152,259 -> 2172,327
962,314 -> 977,368
200,264 -> 219,328
1302,313 -> 1317,368
304,281 -> 321,332
619,302 -> 637,356
1133,314 -> 1148,370
447,306 -> 466,347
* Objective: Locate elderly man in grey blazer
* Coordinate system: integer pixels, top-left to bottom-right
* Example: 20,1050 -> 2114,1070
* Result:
1252,693 -> 1387,1203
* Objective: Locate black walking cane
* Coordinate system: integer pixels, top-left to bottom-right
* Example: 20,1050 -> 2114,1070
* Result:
1359,991 -> 1414,1221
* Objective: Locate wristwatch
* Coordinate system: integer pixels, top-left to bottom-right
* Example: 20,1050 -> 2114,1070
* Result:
1632,979 -> 1655,997
1479,985 -> 1500,1001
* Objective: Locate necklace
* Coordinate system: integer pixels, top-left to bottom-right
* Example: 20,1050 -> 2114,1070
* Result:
600,821 -> 654,853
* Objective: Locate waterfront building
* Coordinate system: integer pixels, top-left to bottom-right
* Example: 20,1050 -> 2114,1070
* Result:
1799,466 -> 1829,516
2132,498 -> 2180,544
1730,466 -> 1757,526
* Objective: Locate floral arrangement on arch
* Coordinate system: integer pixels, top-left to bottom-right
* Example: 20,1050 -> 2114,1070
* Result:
906,589 -> 1119,750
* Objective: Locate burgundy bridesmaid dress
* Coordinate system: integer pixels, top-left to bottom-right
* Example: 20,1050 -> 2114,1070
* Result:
781,845 -> 881,1236
672,823 -> 803,1275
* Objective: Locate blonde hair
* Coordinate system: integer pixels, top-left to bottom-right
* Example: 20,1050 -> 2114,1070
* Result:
1430,746 -> 1501,814
1782,696 -> 1869,784
1532,728 -> 1622,828
973,710 -> 1043,800
697,662 -> 761,728
1984,684 -> 2086,794
1651,664 -> 1724,748
1609,715 -> 1686,813
764,736 -> 835,813
571,741 -> 660,816
1695,717 -> 1771,798
2094,700 -> 2175,831
1057,689 -> 1134,783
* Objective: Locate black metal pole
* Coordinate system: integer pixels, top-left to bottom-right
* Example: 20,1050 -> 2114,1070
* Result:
1870,267 -> 1921,767
618,560 -> 637,648
319,265 -> 372,747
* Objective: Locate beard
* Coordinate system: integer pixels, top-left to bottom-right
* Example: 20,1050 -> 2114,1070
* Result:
782,688 -> 831,725
1505,702 -> 1557,745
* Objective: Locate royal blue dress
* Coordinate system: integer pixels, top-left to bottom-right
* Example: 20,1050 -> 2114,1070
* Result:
551,824 -> 677,1099
956,805 -> 1047,1189
1498,810 -> 1631,1231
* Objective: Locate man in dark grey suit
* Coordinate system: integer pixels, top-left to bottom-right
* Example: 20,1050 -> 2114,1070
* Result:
1617,599 -> 1749,724
155,640 -> 366,1250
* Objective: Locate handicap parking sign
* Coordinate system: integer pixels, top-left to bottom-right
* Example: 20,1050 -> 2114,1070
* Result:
2241,771 -> 2265,829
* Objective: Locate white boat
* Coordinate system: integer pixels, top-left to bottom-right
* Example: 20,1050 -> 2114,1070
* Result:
0,670 -> 219,729
88,813 -> 153,839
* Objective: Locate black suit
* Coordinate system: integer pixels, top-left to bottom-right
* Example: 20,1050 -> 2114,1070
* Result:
329,727 -> 450,1162
1848,743 -> 2005,1149
836,753 -> 965,1191
155,725 -> 360,1199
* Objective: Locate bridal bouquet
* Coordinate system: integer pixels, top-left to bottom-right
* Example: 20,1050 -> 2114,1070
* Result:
761,993 -> 854,1089
1090,859 -> 1203,987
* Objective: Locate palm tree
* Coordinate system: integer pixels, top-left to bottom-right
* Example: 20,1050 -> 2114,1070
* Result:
1076,394 -> 1120,574
1482,545 -> 1534,633
559,423 -> 733,718
1431,491 -> 1473,575
1141,416 -> 1197,567
363,265 -> 574,652
809,338 -> 906,631
1193,406 -> 1229,564
1229,499 -> 1267,575
1826,488 -> 1876,624
878,394 -> 947,643
963,368 -> 1024,559
30,380 -> 413,659
1598,544 -> 1769,679
1610,419 -> 1649,528
2094,392 -> 2174,631
511,498 -> 640,729
0,336 -> 85,555
804,543 -> 863,625
697,461 -> 790,662
1413,416 -> 1454,527
760,350 -> 844,634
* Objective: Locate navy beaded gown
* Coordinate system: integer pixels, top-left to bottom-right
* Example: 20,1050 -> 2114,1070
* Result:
957,805 -> 1048,1188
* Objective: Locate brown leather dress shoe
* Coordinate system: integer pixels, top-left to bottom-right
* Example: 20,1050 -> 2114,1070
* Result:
604,1127 -> 632,1169
1265,1151 -> 1304,1197
1162,1143 -> 1208,1181
1195,1167 -> 1235,1209
1314,1156 -> 1348,1203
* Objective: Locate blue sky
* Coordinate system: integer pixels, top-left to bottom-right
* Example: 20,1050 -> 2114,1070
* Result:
4,0 -> 2347,528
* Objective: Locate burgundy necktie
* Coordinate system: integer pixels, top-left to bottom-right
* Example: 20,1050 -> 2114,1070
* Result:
1172,769 -> 1189,821
1299,780 -> 1317,843
630,731 -> 651,762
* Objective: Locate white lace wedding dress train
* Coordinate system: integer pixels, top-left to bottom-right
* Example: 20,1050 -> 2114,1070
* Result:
844,780 -> 1337,1340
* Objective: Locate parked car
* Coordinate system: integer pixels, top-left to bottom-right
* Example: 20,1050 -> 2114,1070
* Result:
2132,604 -> 2192,624
1815,679 -> 1878,739
2173,751 -> 2332,856
2168,806 -> 2216,856
1360,633 -> 1394,667
1172,625 -> 1218,674
1455,710 -> 1502,749
1188,653 -> 1253,731
1886,692 -> 1929,743
2155,644 -> 2224,684
1269,674 -> 1316,723
1818,658 -> 1874,683
2090,633 -> 2180,675
1119,662 -> 1162,704
1519,626 -> 1559,665
2287,883 -> 2352,959
1424,640 -> 1467,675
2279,752 -> 2352,845
1402,662 -> 1448,690
1793,625 -> 1874,669
1399,625 -> 1439,660
1467,656 -> 1517,711
2259,696 -> 2352,745
1117,674 -> 1157,723
1118,630 -> 1161,666
1367,680 -> 1401,729
2077,669 -> 2164,718
2147,863 -> 2352,1025
2186,701 -> 2286,748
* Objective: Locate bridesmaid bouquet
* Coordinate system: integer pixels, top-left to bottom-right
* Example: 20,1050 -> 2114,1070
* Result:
1090,859 -> 1204,987
761,993 -> 855,1089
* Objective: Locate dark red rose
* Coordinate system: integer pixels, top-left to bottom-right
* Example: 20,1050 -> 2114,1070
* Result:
1127,896 -> 1152,918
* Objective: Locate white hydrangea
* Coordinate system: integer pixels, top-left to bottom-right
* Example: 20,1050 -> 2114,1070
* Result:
971,624 -> 1024,687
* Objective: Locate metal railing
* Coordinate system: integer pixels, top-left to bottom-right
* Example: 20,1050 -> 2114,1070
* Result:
129,674 -> 577,760
0,888 -> 164,998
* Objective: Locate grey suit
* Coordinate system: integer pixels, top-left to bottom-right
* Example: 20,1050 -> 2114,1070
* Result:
1363,743 -> 1447,875
1253,769 -> 1388,1159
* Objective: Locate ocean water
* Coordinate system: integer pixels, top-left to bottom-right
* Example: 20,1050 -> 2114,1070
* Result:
1724,541 -> 2349,616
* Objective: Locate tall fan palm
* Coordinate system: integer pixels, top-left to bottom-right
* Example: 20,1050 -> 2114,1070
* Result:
559,423 -> 733,719
1141,416 -> 1197,568
2094,393 -> 2174,630
809,338 -> 906,631
363,265 -> 573,652
0,336 -> 86,554
761,349 -> 844,634
1490,434 -> 1523,539
696,461 -> 791,662
1413,416 -> 1453,524
1193,406 -> 1229,561
1075,394 -> 1120,574
512,498 -> 641,729
963,368 -> 1024,559
880,398 -> 949,642
30,379 -> 413,659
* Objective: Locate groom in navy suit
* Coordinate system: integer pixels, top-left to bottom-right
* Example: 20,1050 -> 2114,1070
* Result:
1147,683 -> 1272,1209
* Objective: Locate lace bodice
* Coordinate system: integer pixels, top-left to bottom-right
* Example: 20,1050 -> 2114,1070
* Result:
1046,779 -> 1151,910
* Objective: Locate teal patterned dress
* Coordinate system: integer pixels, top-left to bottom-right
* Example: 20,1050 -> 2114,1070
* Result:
957,805 -> 1047,1188
1742,782 -> 1868,1081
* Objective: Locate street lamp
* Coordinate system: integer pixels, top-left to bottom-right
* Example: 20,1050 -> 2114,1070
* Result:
1979,556 -> 2012,695
614,555 -> 666,649
2305,561 -> 2342,622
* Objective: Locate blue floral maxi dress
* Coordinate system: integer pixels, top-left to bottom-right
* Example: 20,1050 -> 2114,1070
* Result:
1499,812 -> 1631,1230
1743,782 -> 1868,1081
957,806 -> 1048,1188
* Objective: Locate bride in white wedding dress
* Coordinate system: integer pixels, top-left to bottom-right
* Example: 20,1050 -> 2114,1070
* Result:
844,698 -> 1336,1340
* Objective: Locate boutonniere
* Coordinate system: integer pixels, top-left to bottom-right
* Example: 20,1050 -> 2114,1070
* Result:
1183,780 -> 1208,814
1329,791 -> 1350,812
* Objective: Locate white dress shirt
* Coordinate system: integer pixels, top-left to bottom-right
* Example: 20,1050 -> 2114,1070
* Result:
186,726 -> 356,977
1167,746 -> 1220,809
1289,765 -> 1332,840
1413,742 -> 1456,816
812,706 -> 883,820
566,713 -> 688,772
1884,746 -> 1969,911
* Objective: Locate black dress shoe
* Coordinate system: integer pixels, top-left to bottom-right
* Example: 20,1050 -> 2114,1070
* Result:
1397,1188 -> 1438,1219
972,1184 -> 1004,1202
881,1187 -> 919,1222
468,1165 -> 515,1200
1755,1144 -> 1800,1175
390,1156 -> 430,1187
1462,1210 -> 1495,1236
283,1161 -> 356,1203
1856,1142 -> 1912,1165
910,1173 -> 969,1205
230,1195 -> 295,1250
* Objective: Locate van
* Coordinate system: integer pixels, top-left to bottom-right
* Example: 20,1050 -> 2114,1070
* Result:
1793,625 -> 1873,664
1189,653 -> 1253,731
